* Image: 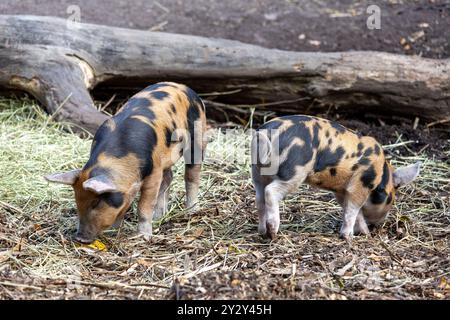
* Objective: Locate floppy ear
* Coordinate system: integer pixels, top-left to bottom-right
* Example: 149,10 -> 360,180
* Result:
83,175 -> 117,194
44,169 -> 81,185
393,162 -> 421,188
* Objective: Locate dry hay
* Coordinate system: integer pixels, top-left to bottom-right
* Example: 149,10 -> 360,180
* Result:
0,98 -> 448,300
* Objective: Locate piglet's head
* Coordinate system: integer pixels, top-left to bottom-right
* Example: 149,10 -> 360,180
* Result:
45,169 -> 137,244
363,161 -> 421,224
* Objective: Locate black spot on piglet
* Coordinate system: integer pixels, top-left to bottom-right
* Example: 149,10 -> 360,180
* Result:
127,98 -> 151,108
374,144 -> 381,155
358,157 -> 370,166
164,127 -> 173,147
314,146 -> 345,172
152,91 -> 169,100
363,148 -> 373,157
331,122 -> 346,134
361,165 -> 376,189
369,162 -> 390,204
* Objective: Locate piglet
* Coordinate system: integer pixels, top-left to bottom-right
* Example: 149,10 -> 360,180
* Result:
45,82 -> 207,243
251,115 -> 420,240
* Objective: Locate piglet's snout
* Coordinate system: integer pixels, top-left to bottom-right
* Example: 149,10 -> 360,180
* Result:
74,233 -> 95,244
74,224 -> 97,244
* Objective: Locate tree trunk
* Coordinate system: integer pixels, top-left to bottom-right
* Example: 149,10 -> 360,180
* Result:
0,15 -> 449,134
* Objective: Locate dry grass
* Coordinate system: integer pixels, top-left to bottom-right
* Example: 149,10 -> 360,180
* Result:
0,98 -> 449,300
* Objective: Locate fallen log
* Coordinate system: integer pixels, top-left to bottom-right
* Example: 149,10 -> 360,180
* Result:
0,15 -> 449,134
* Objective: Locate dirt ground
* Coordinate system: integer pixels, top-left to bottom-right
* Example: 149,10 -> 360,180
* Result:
339,119 -> 449,163
1,0 -> 449,58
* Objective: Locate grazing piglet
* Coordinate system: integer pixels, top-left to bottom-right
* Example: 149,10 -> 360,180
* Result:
251,115 -> 420,240
45,82 -> 207,243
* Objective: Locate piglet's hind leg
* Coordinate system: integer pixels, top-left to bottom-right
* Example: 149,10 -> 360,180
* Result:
252,165 -> 269,235
264,180 -> 290,239
255,183 -> 267,235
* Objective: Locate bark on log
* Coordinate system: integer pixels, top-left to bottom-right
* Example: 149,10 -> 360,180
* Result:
0,15 -> 449,135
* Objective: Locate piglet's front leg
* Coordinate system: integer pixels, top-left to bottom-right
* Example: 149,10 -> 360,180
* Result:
138,171 -> 163,240
339,176 -> 371,241
340,193 -> 369,241
335,192 -> 370,237
354,212 -> 370,236
340,202 -> 361,241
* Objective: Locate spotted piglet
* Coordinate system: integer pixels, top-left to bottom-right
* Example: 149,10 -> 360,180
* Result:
45,82 -> 207,243
251,115 -> 420,240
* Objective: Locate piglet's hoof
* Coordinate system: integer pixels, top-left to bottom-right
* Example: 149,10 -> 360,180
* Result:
266,222 -> 278,240
138,222 -> 153,241
339,232 -> 353,245
141,232 -> 152,241
258,225 -> 267,236
267,231 -> 277,240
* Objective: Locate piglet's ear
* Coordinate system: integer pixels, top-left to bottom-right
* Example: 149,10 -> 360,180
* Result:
83,175 -> 117,194
393,162 -> 421,188
44,169 -> 81,185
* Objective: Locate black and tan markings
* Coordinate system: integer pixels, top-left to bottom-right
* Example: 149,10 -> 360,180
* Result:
67,82 -> 206,242
370,162 -> 393,205
256,115 -> 387,196
87,82 -> 206,177
252,114 -> 402,239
